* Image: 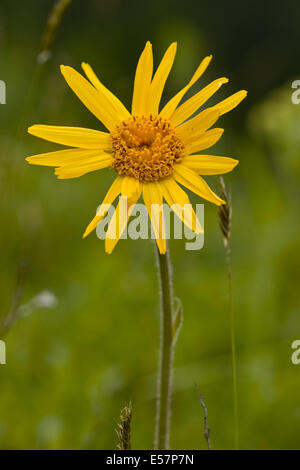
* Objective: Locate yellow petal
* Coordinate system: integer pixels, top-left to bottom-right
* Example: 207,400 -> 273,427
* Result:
81,62 -> 130,120
60,65 -> 124,131
176,108 -> 220,141
131,42 -> 153,116
160,55 -> 212,119
186,128 -> 224,155
170,77 -> 229,127
174,164 -> 225,206
183,155 -> 239,175
121,176 -> 141,198
143,182 -> 166,254
161,178 -> 203,234
28,125 -> 112,150
55,155 -> 113,179
83,176 -> 123,238
26,148 -> 107,166
147,42 -> 177,116
212,90 -> 247,116
105,188 -> 142,254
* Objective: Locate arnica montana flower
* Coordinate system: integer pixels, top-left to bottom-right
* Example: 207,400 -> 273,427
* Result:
26,42 -> 247,254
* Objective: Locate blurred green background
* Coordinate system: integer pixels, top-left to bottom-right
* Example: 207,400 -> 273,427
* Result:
1,0 -> 300,450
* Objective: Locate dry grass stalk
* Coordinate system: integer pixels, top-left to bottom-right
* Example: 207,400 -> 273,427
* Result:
218,176 -> 232,253
116,402 -> 132,450
195,384 -> 211,450
38,0 -> 72,63
218,177 -> 239,449
0,261 -> 28,338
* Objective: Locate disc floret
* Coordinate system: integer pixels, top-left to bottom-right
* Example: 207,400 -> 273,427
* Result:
111,115 -> 185,182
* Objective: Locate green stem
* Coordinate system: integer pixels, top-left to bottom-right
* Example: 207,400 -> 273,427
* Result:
155,245 -> 174,450
226,245 -> 239,450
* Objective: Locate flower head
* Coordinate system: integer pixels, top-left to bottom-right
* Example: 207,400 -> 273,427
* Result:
26,42 -> 247,254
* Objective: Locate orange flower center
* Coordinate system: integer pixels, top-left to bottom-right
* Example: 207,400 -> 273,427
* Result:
111,115 -> 185,182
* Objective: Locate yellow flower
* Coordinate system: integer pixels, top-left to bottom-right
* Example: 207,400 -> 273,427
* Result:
26,42 -> 246,254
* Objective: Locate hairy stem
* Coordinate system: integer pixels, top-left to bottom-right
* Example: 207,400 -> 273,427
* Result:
155,245 -> 174,450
